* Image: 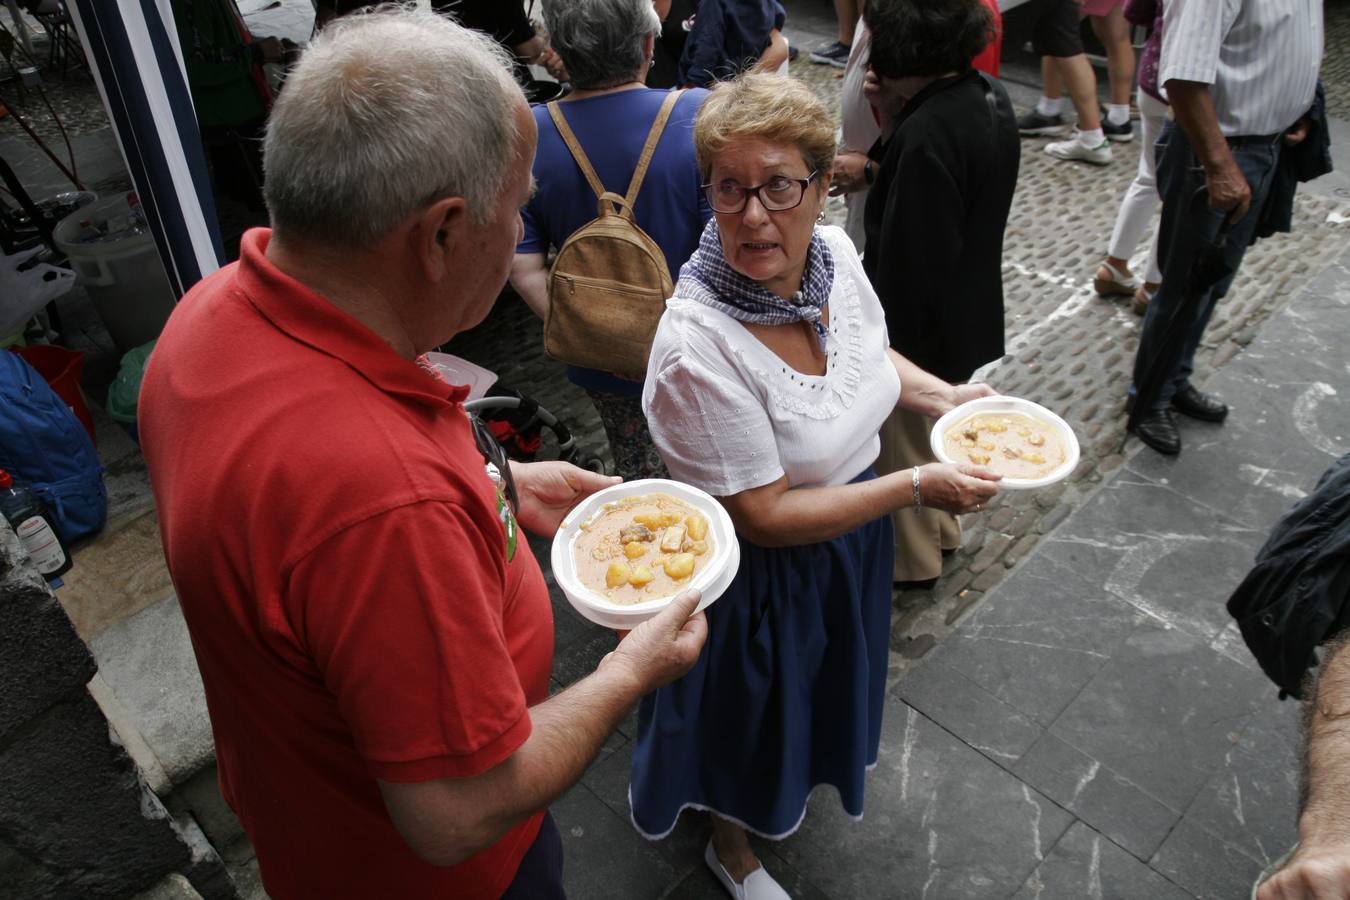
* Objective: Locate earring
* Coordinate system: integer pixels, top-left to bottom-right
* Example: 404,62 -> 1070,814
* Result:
817,210 -> 826,223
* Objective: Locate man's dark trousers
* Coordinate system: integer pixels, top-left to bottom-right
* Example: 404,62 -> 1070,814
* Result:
1130,120 -> 1284,411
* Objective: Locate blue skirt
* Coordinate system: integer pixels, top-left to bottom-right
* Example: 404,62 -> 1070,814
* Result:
628,471 -> 896,839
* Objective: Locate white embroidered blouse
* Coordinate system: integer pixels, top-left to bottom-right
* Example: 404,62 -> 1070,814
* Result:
642,226 -> 902,497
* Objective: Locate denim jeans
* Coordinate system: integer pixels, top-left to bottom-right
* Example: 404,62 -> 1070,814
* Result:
1129,121 -> 1283,411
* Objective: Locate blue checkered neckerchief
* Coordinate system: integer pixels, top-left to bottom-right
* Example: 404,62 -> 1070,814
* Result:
677,219 -> 835,351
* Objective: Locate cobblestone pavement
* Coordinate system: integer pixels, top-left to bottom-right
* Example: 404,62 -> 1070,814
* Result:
448,53 -> 1350,679
1324,0 -> 1350,120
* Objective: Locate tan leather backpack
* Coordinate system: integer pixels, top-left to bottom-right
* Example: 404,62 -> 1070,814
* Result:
543,90 -> 684,381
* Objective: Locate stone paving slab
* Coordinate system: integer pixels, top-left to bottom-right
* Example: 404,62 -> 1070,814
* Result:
1012,732 -> 1179,862
1012,821 -> 1193,900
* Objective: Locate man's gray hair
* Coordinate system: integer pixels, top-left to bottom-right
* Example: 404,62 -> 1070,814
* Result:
263,7 -> 523,246
544,0 -> 661,90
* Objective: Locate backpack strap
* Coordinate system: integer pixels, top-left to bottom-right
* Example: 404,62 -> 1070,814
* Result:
548,101 -> 608,201
624,89 -> 685,209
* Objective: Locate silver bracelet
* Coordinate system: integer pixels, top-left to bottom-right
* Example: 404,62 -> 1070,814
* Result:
912,465 -> 922,515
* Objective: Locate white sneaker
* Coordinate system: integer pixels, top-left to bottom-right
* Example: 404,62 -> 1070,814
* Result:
1045,133 -> 1113,166
704,841 -> 792,900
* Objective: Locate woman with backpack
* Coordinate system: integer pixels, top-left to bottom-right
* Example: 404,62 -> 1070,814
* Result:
510,0 -> 712,482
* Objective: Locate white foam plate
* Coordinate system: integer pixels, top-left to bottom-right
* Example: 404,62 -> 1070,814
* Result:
929,395 -> 1080,489
423,351 -> 497,401
550,479 -> 739,630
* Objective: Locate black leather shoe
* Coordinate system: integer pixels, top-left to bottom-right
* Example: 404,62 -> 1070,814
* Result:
1171,384 -> 1228,422
1131,408 -> 1181,455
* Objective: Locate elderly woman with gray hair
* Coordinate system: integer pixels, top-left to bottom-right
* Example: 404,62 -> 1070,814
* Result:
631,73 -> 1001,899
510,0 -> 711,482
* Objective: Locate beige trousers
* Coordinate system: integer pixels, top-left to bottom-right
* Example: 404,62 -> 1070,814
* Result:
876,406 -> 962,582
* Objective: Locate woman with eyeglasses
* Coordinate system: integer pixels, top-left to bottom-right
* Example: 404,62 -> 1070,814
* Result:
628,73 -> 1001,899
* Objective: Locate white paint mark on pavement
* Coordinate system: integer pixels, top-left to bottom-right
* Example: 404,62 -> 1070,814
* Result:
900,706 -> 918,804
921,829 -> 940,899
1023,784 -> 1045,860
1232,773 -> 1246,826
1087,837 -> 1104,900
1071,761 -> 1101,803
1293,382 -> 1347,457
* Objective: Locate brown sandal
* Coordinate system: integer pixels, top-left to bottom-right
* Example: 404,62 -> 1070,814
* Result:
1094,260 -> 1140,297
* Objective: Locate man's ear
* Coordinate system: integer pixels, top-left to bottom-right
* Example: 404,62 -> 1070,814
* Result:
414,196 -> 469,283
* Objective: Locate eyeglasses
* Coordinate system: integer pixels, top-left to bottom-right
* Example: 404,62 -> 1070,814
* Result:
701,171 -> 820,214
469,412 -> 519,513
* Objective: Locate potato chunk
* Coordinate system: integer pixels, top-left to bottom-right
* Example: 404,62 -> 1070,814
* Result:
978,441 -> 995,451
629,565 -> 655,587
687,539 -> 709,556
1002,446 -> 1021,459
660,524 -> 687,552
624,541 -> 647,559
1026,433 -> 1046,447
663,553 -> 696,580
968,451 -> 991,465
685,514 -> 708,541
1024,452 -> 1046,465
635,511 -> 682,529
606,561 -> 632,588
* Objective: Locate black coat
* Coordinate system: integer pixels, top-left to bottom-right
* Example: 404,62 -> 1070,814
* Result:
863,70 -> 1019,384
1228,452 -> 1350,699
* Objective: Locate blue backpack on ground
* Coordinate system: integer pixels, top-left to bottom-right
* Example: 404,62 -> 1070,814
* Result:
0,350 -> 107,542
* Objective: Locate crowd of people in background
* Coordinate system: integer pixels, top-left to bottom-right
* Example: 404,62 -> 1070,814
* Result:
151,0 -> 1335,898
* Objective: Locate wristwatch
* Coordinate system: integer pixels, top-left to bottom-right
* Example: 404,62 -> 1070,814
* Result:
863,160 -> 876,186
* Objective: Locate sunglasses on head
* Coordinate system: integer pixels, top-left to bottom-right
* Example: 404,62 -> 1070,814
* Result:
469,413 -> 520,513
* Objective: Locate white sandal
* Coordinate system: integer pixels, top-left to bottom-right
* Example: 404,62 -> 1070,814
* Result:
1094,260 -> 1140,297
704,841 -> 792,900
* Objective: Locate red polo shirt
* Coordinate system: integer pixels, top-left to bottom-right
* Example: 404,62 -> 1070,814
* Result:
140,229 -> 554,899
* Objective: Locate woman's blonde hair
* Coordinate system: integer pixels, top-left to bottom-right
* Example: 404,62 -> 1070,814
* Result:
693,74 -> 836,181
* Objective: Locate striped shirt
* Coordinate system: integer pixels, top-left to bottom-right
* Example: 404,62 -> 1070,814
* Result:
1159,0 -> 1322,137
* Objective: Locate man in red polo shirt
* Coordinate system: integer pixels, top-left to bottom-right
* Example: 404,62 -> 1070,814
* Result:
139,10 -> 706,898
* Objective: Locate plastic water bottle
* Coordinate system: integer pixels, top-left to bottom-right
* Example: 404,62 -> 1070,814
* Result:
0,469 -> 72,578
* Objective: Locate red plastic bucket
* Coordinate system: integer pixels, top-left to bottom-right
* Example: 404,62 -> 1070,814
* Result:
12,345 -> 96,445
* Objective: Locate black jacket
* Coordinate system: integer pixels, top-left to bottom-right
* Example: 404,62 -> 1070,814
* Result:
1227,452 -> 1350,699
1254,83 -> 1333,242
863,70 -> 1019,384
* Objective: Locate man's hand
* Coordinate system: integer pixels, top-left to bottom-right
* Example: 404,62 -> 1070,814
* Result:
1284,115 -> 1313,147
1256,843 -> 1350,899
1166,80 -> 1253,224
514,34 -> 547,65
511,461 -> 620,537
1205,152 -> 1252,224
829,151 -> 870,197
600,590 -> 707,693
539,47 -> 569,83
